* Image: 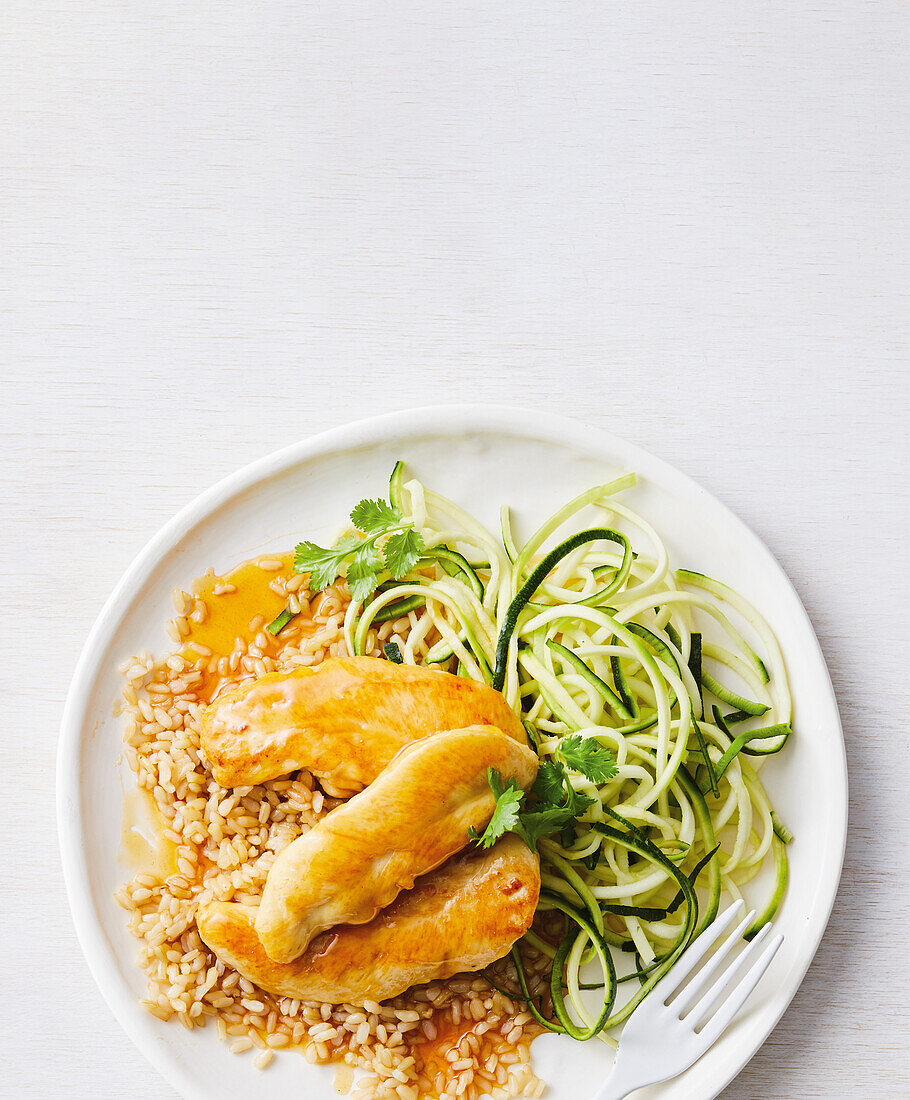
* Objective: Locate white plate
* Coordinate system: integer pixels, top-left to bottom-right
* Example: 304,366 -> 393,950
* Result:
57,405 -> 846,1100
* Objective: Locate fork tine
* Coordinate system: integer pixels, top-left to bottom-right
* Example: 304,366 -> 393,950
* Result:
696,932 -> 784,1047
649,900 -> 744,1004
672,907 -> 759,1017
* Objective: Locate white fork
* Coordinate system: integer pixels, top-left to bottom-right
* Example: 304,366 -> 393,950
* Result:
594,900 -> 784,1099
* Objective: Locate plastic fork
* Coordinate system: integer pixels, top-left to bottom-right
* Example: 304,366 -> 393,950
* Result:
594,900 -> 784,1099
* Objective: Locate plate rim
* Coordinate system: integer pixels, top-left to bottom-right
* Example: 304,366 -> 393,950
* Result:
56,403 -> 848,1100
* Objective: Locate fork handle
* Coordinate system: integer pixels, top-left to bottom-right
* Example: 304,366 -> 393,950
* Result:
592,1067 -> 647,1100
594,1084 -> 632,1100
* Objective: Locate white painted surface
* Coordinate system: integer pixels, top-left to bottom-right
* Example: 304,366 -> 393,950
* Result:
0,2 -> 907,1098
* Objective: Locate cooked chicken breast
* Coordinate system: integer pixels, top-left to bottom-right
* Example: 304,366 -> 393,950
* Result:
197,835 -> 539,1004
199,656 -> 526,793
255,726 -> 538,962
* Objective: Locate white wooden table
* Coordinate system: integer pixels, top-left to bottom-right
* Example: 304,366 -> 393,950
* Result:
2,2 -> 908,1097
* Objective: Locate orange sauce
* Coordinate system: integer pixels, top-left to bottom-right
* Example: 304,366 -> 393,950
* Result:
183,554 -> 293,653
180,553 -> 302,701
119,785 -> 179,878
412,983 -> 547,1086
332,1065 -> 355,1094
412,1015 -> 490,1085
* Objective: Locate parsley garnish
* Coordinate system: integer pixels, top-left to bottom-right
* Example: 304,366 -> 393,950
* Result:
293,498 -> 425,601
470,737 -> 618,852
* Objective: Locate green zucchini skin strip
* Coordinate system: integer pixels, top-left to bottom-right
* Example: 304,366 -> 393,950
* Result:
697,721 -> 793,793
745,835 -> 788,939
676,766 -> 722,935
545,893 -> 617,1039
509,944 -> 567,1035
610,654 -> 639,720
616,710 -> 656,734
688,631 -> 703,709
512,475 -> 637,583
700,670 -> 770,716
711,704 -> 789,758
676,569 -> 771,684
266,606 -> 298,635
601,842 -> 719,925
370,593 -> 426,623
692,712 -> 719,797
355,549 -> 481,652
771,809 -> 794,844
541,847 -> 607,937
500,505 -> 518,563
626,622 -> 681,676
545,639 -> 634,720
722,708 -> 754,725
739,726 -> 792,755
600,842 -> 718,923
388,459 -> 406,512
622,621 -> 704,722
493,528 -> 631,692
589,813 -> 699,1028
527,543 -> 633,612
421,548 -> 485,599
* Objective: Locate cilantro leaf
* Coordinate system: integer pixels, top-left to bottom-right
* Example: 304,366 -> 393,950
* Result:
293,535 -> 359,592
532,760 -> 569,806
468,768 -> 524,849
383,527 -> 425,580
516,805 -> 575,851
532,757 -> 595,819
294,494 -> 424,598
345,544 -> 383,601
564,784 -> 595,817
350,498 -> 401,534
557,735 -> 618,783
471,761 -> 596,855
488,767 -> 509,801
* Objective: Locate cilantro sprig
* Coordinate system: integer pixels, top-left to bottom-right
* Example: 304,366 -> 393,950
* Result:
293,498 -> 425,601
472,769 -> 524,845
469,735 -> 618,852
555,735 -> 619,784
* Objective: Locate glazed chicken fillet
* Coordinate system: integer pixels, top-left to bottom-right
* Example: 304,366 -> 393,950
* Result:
255,725 -> 538,962
197,835 -> 540,1004
199,656 -> 527,794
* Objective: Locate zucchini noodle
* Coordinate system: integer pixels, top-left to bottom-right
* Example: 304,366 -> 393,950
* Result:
342,464 -> 792,1041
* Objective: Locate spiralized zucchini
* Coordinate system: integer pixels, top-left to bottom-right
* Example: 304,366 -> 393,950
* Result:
343,464 -> 792,1041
